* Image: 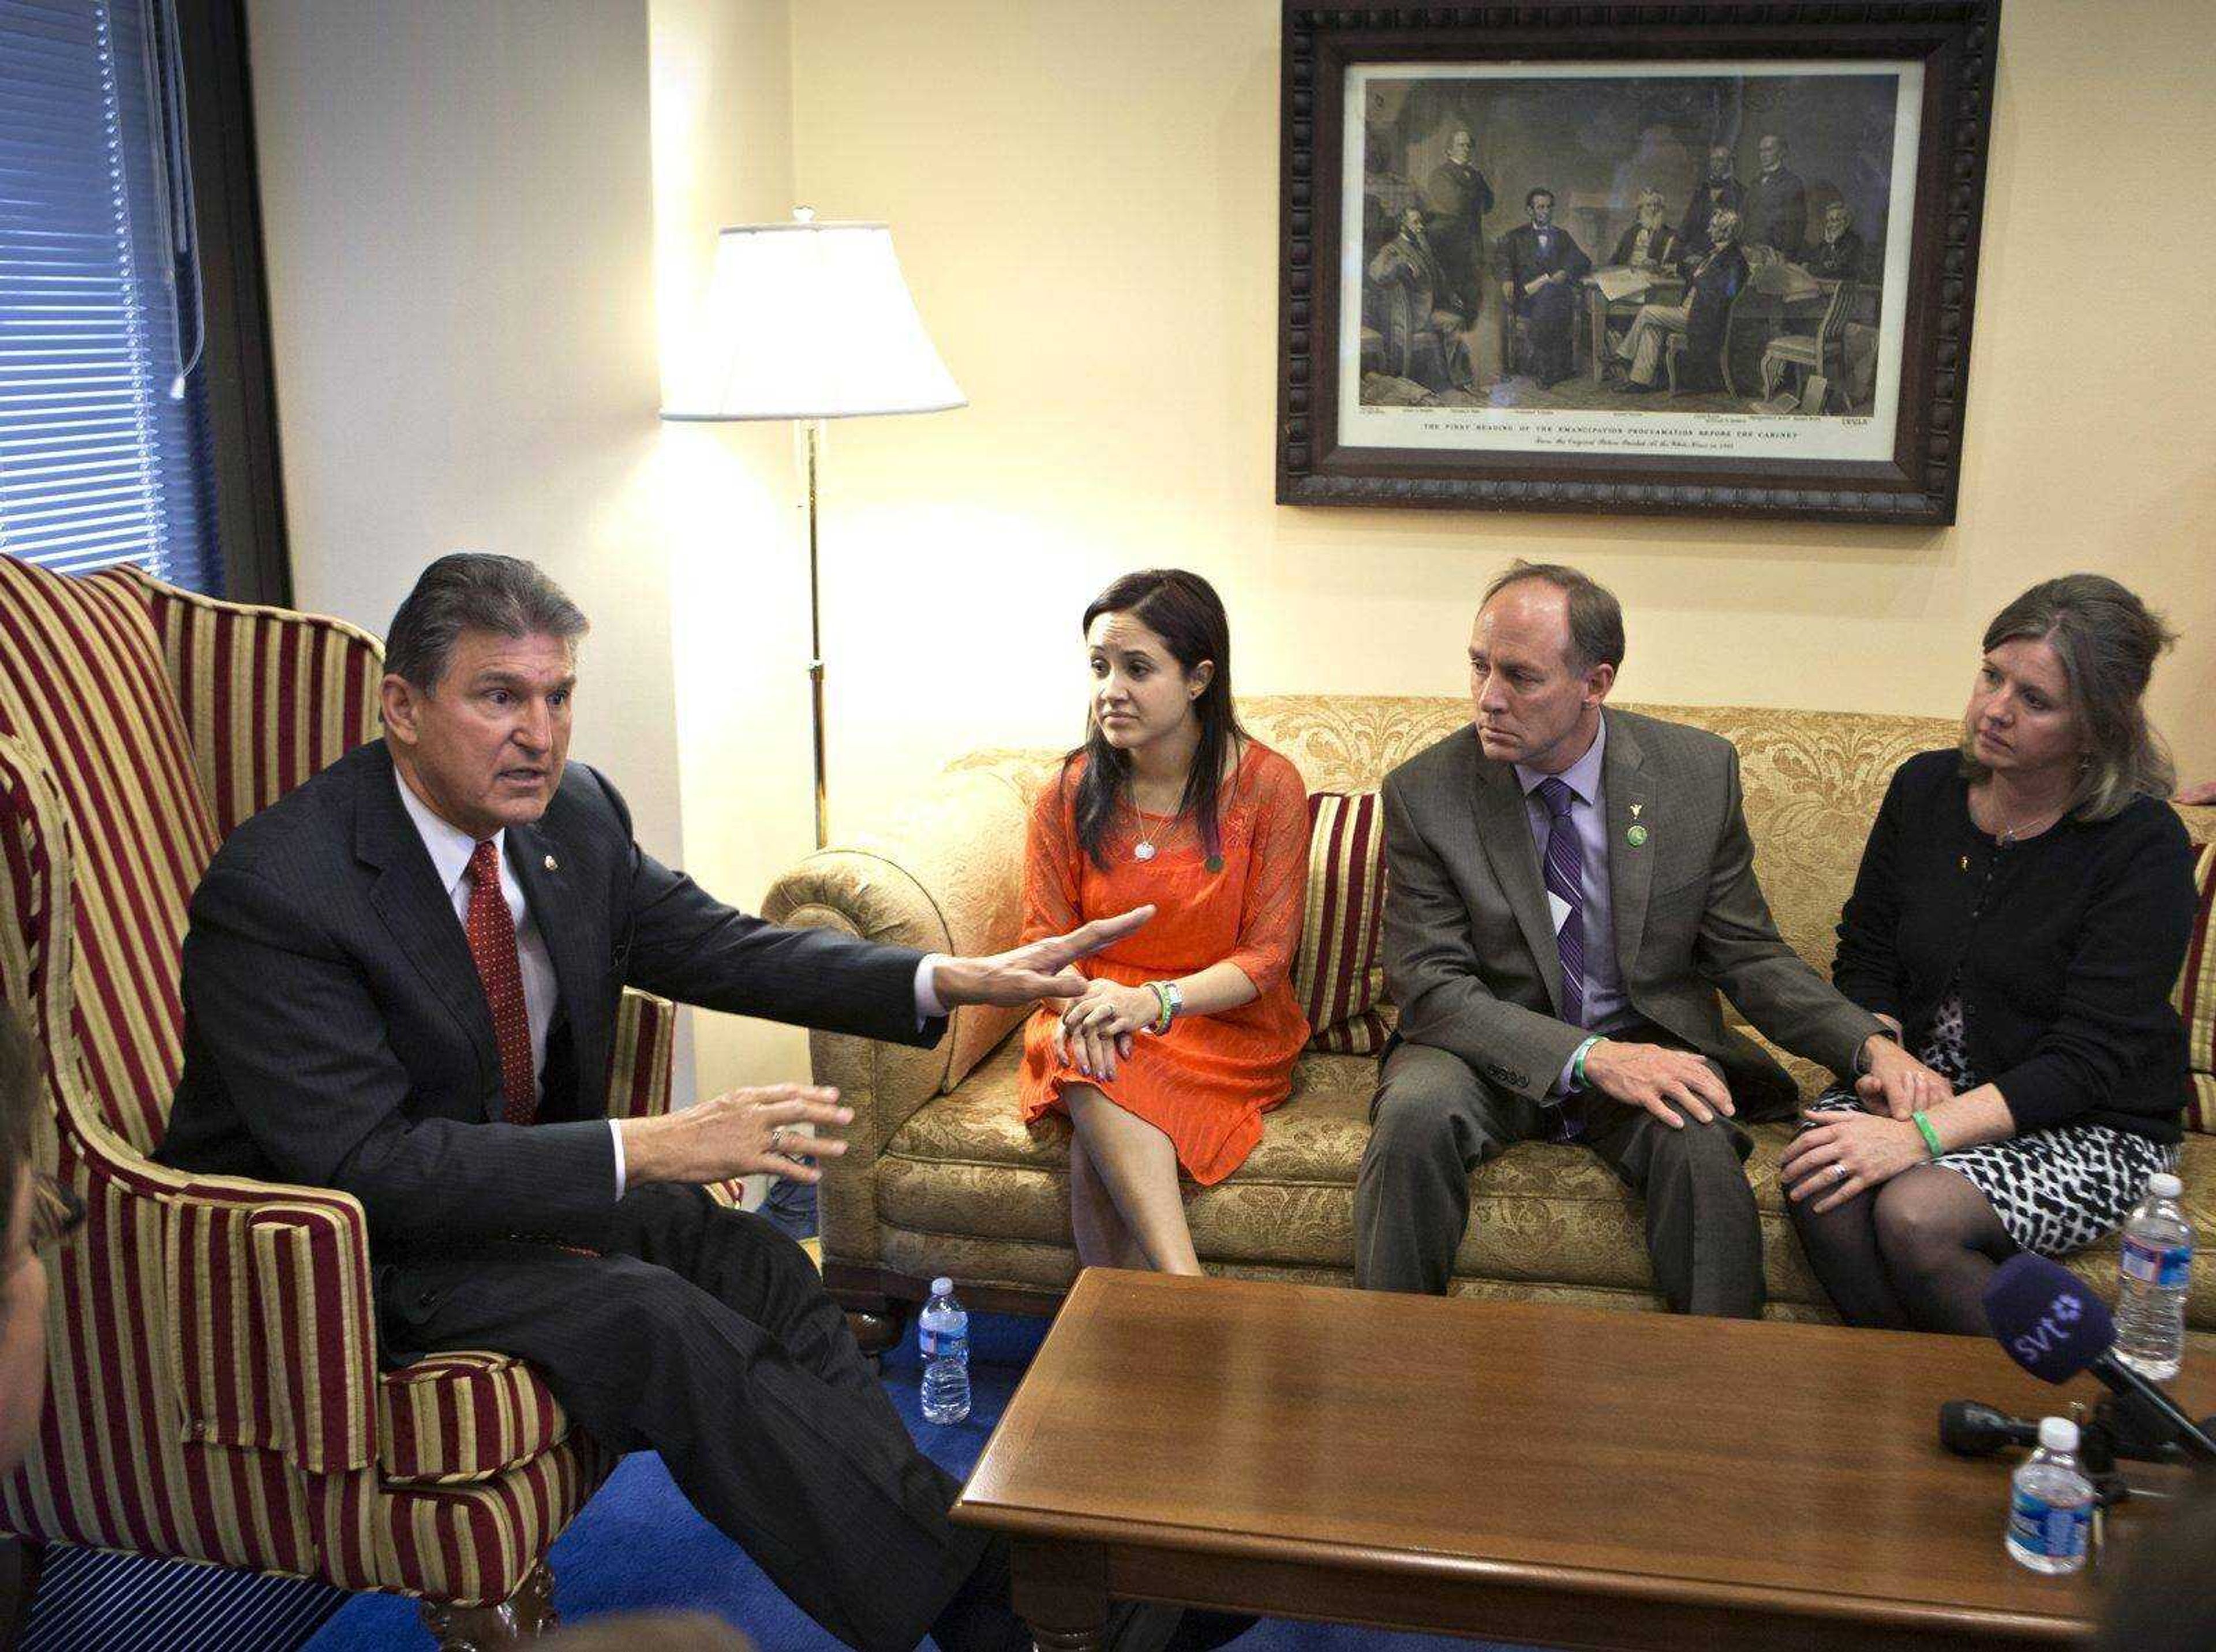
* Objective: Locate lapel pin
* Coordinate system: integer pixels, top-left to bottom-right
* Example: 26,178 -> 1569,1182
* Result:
1630,803 -> 1644,819
1626,825 -> 1649,847
543,854 -> 559,872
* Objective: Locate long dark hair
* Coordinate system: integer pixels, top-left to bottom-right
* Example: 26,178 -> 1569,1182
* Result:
1066,569 -> 1246,870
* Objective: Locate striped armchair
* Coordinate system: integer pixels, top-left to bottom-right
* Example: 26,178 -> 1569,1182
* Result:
0,558 -> 676,1643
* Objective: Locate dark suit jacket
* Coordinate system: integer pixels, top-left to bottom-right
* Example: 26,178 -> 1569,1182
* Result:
159,740 -> 942,1254
1674,241 -> 1750,389
1493,223 -> 1592,316
1380,710 -> 1883,1116
1806,228 -> 1868,283
1678,178 -> 1746,254
1743,166 -> 1809,258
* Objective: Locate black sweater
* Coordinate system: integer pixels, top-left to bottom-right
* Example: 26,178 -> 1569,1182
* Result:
1832,750 -> 2196,1144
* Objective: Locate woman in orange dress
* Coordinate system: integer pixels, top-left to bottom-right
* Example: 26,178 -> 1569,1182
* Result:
1018,569 -> 1310,1275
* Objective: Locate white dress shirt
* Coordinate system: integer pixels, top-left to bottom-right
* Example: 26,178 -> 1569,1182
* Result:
396,770 -> 950,1200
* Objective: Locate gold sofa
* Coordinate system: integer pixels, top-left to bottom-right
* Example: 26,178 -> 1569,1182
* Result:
763,696 -> 2216,1340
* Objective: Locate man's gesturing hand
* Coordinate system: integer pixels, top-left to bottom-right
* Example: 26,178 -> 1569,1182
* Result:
931,906 -> 1156,1008
1581,1039 -> 1735,1129
619,1084 -> 853,1186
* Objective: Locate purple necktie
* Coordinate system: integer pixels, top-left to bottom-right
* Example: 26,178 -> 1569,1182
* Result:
1537,777 -> 1585,1029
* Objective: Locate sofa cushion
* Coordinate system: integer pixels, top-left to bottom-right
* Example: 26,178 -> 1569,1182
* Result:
2176,842 -> 2215,1130
1293,791 -> 1391,1054
377,1350 -> 571,1486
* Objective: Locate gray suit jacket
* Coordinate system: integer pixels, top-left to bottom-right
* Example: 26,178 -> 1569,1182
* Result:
1380,709 -> 1883,1117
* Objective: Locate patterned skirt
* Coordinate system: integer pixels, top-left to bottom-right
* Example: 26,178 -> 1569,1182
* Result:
1806,992 -> 2175,1257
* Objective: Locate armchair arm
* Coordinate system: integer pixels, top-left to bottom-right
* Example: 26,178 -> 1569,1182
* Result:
761,755 -> 1042,1269
158,1166 -> 380,1477
0,731 -> 379,1481
605,986 -> 677,1121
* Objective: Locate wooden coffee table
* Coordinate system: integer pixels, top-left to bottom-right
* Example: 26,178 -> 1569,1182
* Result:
953,1270 -> 2213,1651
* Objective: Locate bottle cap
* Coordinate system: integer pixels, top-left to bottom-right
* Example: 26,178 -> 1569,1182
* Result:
931,1276 -> 953,1295
2148,1172 -> 2183,1200
2039,1417 -> 2079,1454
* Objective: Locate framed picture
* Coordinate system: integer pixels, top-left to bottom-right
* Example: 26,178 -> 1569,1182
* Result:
1275,1 -> 2001,525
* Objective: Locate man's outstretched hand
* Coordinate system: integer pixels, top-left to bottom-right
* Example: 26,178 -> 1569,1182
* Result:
931,906 -> 1156,1008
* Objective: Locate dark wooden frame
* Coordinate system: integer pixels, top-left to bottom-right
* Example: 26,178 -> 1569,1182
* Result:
175,0 -> 292,605
1275,1 -> 2001,526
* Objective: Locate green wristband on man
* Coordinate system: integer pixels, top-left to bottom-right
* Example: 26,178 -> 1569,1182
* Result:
1571,1035 -> 1603,1091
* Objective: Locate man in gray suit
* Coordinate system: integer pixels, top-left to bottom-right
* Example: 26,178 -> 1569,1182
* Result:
1354,561 -> 1929,1316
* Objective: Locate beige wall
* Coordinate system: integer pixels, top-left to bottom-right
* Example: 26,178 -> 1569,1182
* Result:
249,0 -> 703,1096
767,0 -> 2213,845
649,0 -> 813,1097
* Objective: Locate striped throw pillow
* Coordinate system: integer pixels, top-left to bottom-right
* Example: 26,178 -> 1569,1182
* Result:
2176,841 -> 2215,1132
1295,791 -> 1391,1054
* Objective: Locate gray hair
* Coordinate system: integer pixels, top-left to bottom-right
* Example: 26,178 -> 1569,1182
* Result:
384,553 -> 589,691
1482,560 -> 1626,674
1962,574 -> 2177,821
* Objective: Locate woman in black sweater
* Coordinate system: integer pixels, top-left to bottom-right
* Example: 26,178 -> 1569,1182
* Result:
1783,575 -> 2198,1333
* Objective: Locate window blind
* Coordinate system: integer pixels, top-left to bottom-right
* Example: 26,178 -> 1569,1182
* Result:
0,0 -> 220,591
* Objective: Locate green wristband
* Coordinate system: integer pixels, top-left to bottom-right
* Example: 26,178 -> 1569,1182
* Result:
1147,982 -> 1174,1036
1912,1110 -> 1944,1159
1570,1035 -> 1603,1091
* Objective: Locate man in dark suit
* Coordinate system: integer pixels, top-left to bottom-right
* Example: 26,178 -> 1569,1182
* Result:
1366,205 -> 1468,392
1806,200 -> 1868,282
1494,188 -> 1592,387
1677,144 -> 1745,257
1743,132 -> 1809,260
1352,563 -> 1930,1316
158,554 -> 1185,1652
1615,207 -> 1750,392
1608,188 -> 1680,271
1418,126 -> 1494,320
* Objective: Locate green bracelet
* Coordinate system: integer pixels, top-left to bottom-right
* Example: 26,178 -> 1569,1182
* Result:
1147,982 -> 1173,1035
1570,1035 -> 1603,1091
1912,1110 -> 1944,1159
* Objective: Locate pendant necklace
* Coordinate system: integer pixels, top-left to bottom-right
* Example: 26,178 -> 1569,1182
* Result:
1128,795 -> 1179,862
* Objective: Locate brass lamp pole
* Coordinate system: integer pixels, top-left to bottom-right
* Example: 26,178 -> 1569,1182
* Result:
661,209 -> 965,848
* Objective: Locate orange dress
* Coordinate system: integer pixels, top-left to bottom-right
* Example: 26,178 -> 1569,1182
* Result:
1017,741 -> 1311,1185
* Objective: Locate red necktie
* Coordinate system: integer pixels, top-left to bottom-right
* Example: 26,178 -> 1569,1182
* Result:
464,839 -> 537,1126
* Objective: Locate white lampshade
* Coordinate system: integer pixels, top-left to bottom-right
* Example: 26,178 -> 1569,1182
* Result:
661,218 -> 965,421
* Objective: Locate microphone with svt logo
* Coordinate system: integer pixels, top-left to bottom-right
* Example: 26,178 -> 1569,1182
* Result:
1980,1253 -> 2216,1465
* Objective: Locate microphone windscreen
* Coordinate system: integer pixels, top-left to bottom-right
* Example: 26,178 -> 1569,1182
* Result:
1982,1253 -> 2115,1384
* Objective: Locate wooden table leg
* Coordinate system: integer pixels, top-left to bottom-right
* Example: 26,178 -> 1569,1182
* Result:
1011,1537 -> 1111,1651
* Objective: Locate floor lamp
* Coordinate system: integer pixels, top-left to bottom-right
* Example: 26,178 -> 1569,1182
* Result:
661,210 -> 965,848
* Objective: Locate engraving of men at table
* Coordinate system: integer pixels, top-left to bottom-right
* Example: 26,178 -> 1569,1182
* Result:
1419,128 -> 1495,321
1805,200 -> 1868,283
1677,145 -> 1746,257
1365,205 -> 1472,393
1615,208 -> 1749,394
1608,189 -> 1682,272
1495,189 -> 1593,388
1742,133 -> 1809,260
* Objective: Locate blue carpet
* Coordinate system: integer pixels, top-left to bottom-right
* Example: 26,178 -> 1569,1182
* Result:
307,1313 -> 1522,1651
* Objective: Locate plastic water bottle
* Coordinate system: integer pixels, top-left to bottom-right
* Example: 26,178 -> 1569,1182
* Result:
2005,1417 -> 2093,1575
2114,1171 -> 2192,1381
918,1276 -> 971,1425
